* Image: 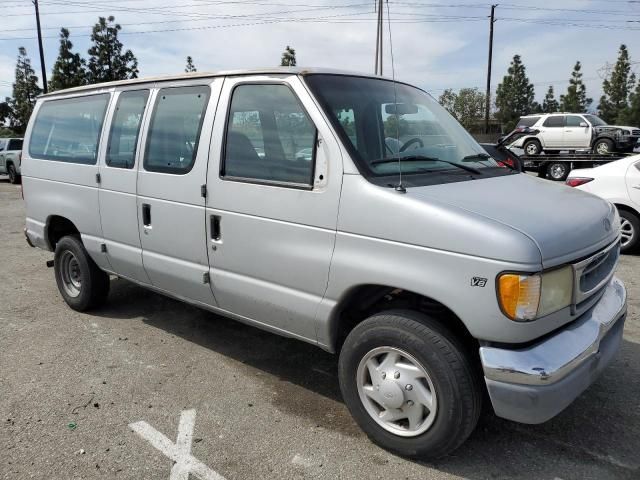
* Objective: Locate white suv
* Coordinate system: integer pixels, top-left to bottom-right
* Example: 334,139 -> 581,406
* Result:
511,113 -> 639,155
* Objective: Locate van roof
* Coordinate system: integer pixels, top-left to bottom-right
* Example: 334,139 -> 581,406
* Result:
39,67 -> 388,98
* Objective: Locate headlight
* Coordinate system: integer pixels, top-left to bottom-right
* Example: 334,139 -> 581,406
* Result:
497,266 -> 573,321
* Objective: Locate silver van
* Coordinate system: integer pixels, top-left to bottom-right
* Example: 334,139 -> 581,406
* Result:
22,68 -> 627,458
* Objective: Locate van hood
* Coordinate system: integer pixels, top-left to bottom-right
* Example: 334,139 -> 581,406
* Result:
407,173 -> 618,266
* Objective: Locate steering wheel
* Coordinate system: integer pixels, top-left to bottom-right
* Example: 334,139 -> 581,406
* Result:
399,137 -> 424,152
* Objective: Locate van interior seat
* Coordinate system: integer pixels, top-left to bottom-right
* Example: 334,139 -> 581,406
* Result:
225,130 -> 271,179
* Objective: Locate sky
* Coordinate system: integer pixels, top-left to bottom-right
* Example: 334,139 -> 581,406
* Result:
1,0 -> 639,111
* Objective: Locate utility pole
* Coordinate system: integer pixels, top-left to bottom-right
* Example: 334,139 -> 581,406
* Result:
374,0 -> 383,75
484,4 -> 496,134
33,0 -> 47,94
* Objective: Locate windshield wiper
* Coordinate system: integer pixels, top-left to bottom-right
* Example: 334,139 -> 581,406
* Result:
371,155 -> 482,175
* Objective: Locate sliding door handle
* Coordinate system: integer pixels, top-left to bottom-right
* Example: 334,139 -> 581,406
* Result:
210,215 -> 221,241
142,203 -> 152,227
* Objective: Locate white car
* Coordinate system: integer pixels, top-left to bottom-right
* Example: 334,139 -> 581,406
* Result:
512,113 -> 640,155
0,137 -> 23,184
567,154 -> 640,252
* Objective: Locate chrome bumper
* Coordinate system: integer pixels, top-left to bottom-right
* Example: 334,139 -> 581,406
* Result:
480,276 -> 626,423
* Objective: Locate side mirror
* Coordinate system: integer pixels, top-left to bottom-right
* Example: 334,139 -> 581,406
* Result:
580,122 -> 589,128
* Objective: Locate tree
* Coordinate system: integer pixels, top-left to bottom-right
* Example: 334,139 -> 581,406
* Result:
0,101 -> 10,126
280,45 -> 296,67
560,61 -> 592,113
5,47 -> 42,134
542,86 -> 559,113
185,56 -> 197,73
599,44 -> 636,124
49,28 -> 86,92
621,81 -> 640,126
438,88 -> 485,131
495,54 -> 536,130
87,16 -> 138,84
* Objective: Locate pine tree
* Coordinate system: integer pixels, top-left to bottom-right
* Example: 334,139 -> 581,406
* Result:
621,81 -> 640,127
185,56 -> 197,73
5,47 -> 42,134
560,61 -> 592,113
87,16 -> 139,84
495,55 -> 536,130
599,45 -> 636,124
280,46 -> 296,67
542,86 -> 560,113
49,28 -> 86,92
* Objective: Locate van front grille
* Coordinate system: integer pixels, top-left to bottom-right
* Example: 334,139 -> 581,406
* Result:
572,240 -> 620,309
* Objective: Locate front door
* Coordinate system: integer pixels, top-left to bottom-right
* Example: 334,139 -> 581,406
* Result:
205,76 -> 343,341
99,89 -> 151,284
564,115 -> 591,148
137,80 -> 223,306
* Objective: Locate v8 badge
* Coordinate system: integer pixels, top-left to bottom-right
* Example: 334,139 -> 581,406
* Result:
471,277 -> 487,287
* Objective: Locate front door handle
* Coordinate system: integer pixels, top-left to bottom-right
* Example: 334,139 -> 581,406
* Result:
142,203 -> 152,227
210,215 -> 221,241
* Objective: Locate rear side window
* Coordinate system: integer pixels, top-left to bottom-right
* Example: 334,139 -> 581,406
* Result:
517,116 -> 539,127
29,94 -> 110,164
543,116 -> 564,128
106,90 -> 149,169
7,139 -> 23,150
222,84 -> 317,186
144,86 -> 209,174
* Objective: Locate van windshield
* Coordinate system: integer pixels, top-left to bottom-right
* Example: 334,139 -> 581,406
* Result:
304,74 -> 511,187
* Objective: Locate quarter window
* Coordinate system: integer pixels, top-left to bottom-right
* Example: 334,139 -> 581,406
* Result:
223,84 -> 317,186
543,116 -> 564,128
28,94 -> 110,164
7,139 -> 23,150
144,86 -> 209,174
106,90 -> 149,168
517,116 -> 539,127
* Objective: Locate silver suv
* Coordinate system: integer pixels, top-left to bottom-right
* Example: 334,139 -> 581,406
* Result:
21,69 -> 627,458
512,113 -> 640,155
0,137 -> 23,184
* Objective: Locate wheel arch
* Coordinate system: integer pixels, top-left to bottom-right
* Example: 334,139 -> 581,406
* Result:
45,215 -> 80,251
327,284 -> 477,355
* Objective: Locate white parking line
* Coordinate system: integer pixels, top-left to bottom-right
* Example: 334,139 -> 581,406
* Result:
129,409 -> 226,480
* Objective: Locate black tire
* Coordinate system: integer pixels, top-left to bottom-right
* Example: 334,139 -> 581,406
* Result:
593,138 -> 614,155
619,210 -> 640,254
7,164 -> 20,184
523,139 -> 541,156
338,310 -> 482,459
54,235 -> 110,311
547,161 -> 570,181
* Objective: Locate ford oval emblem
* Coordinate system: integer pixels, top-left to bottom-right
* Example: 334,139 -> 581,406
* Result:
603,218 -> 612,232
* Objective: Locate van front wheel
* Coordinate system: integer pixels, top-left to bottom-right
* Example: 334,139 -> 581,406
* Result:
338,310 -> 481,459
54,235 -> 110,311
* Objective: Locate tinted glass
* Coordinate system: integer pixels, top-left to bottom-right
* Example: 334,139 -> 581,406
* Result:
543,116 -> 564,128
106,90 -> 149,168
7,139 -> 23,150
565,115 -> 584,127
517,116 -> 539,127
29,95 -> 109,164
144,86 -> 209,174
0,140 -> 5,151
223,84 -> 316,185
583,114 -> 607,127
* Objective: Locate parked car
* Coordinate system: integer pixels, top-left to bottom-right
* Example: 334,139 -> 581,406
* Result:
511,113 -> 639,155
0,137 -> 24,184
22,69 -> 626,459
567,154 -> 640,253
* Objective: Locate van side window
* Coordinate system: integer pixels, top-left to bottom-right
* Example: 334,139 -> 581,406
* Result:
28,94 -> 110,164
144,86 -> 209,174
222,84 -> 317,186
106,90 -> 149,169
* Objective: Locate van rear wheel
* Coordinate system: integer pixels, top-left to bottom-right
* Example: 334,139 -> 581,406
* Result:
54,235 -> 110,311
338,310 -> 481,459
